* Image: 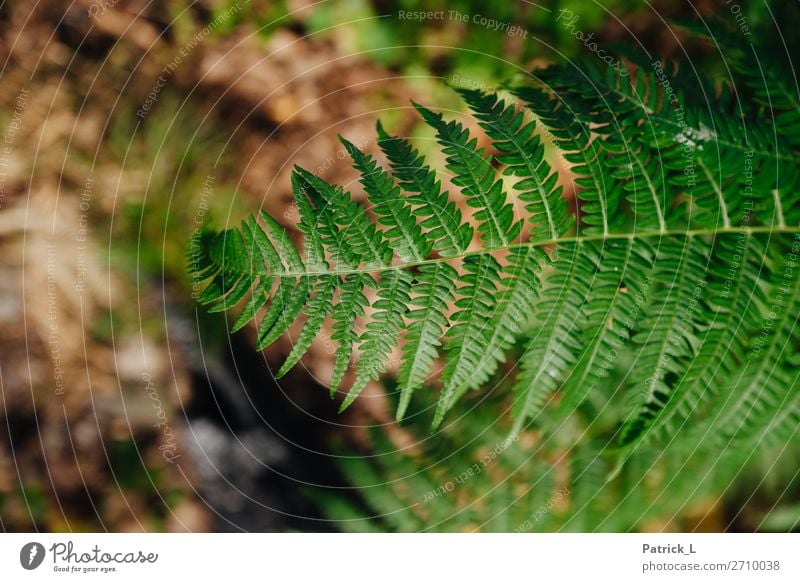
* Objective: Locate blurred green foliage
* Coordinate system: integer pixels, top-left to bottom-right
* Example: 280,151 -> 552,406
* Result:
314,386 -> 800,532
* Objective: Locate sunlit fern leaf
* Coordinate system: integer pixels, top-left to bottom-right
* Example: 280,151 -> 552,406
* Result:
290,171 -> 326,272
456,245 -> 544,397
276,274 -> 337,378
456,87 -> 571,240
329,273 -> 372,395
293,166 -> 391,268
512,86 -> 624,236
340,136 -> 430,262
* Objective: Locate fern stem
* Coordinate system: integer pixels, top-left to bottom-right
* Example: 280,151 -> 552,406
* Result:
230,226 -> 800,279
629,147 -> 667,232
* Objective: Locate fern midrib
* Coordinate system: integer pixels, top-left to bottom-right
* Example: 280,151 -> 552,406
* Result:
771,189 -> 787,228
225,226 -> 800,278
696,157 -> 732,228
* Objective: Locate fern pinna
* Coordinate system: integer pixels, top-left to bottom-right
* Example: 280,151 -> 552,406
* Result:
192,55 -> 800,452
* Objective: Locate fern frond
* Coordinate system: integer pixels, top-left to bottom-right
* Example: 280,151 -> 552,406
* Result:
193,50 -> 800,450
510,242 -> 589,434
276,275 -> 337,378
513,86 -> 624,236
710,233 -> 800,445
459,245 -> 543,395
623,233 -> 766,447
341,269 -> 413,411
329,273 -> 372,394
555,238 -> 651,421
750,64 -> 800,148
294,167 -> 391,268
619,236 -> 709,445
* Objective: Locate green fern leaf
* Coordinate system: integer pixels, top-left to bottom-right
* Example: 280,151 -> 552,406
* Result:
457,245 -> 543,396
341,269 -> 413,411
376,121 -> 473,257
414,101 -> 522,248
457,87 -> 571,240
340,136 -> 431,262
396,262 -> 458,422
276,275 -> 338,378
510,242 -> 590,435
329,273 -> 372,395
435,253 -> 502,428
513,86 -> 624,236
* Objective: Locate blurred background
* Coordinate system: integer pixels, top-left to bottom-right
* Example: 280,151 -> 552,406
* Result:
1,0 -> 798,532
